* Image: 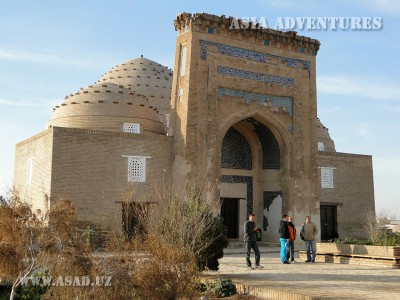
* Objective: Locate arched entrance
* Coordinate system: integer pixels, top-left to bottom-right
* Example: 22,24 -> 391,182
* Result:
220,117 -> 284,242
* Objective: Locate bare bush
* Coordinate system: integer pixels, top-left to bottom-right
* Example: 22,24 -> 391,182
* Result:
363,209 -> 382,243
133,235 -> 199,300
148,182 -> 228,271
0,192 -> 137,300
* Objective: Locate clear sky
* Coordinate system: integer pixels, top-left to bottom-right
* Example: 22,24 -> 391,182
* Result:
0,0 -> 399,218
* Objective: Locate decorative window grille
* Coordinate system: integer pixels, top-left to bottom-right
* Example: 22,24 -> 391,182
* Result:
165,114 -> 171,129
123,156 -> 151,182
318,142 -> 325,151
321,167 -> 334,188
27,157 -> 34,184
123,123 -> 140,134
180,46 -> 187,76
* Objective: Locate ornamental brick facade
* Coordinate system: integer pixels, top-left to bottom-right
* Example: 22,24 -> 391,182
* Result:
14,12 -> 374,242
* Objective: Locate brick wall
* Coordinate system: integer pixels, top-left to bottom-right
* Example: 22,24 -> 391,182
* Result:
14,129 -> 53,213
318,151 -> 375,239
14,126 -> 173,234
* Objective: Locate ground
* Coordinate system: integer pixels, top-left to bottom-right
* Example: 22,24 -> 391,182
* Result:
208,296 -> 260,300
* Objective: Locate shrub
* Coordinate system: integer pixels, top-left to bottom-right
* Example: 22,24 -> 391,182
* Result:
133,235 -> 199,300
152,186 -> 228,271
375,232 -> 400,246
196,278 -> 237,298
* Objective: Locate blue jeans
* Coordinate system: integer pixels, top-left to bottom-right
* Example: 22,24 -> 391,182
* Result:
245,241 -> 260,266
305,240 -> 316,262
279,238 -> 289,262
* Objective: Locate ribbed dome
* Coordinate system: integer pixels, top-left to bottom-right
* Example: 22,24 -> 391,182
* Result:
317,118 -> 335,152
49,82 -> 166,134
97,57 -> 172,115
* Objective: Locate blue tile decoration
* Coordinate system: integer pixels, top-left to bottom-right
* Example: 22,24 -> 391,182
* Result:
264,39 -> 270,46
218,44 -> 267,63
221,127 -> 252,170
217,87 -> 293,116
217,66 -> 295,86
221,175 -> 253,214
208,27 -> 214,34
286,59 -> 300,68
217,87 -> 294,133
303,61 -> 311,70
200,40 -> 207,60
248,117 -> 281,169
200,40 -> 311,71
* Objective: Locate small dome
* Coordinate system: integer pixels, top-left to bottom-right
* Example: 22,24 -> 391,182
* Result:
317,118 -> 335,152
49,82 -> 166,134
97,57 -> 173,115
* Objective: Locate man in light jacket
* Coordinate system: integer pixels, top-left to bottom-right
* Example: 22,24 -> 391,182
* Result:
300,216 -> 318,263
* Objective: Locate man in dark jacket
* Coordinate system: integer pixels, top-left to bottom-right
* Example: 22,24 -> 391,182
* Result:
244,213 -> 262,269
279,214 -> 290,264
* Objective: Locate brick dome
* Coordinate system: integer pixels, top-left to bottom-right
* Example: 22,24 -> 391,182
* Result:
97,57 -> 172,115
49,82 -> 166,134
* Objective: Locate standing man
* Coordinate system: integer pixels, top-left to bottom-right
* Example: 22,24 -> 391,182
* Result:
286,216 -> 297,263
244,213 -> 263,269
279,214 -> 290,264
301,216 -> 318,263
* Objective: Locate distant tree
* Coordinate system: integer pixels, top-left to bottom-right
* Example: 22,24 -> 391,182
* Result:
0,195 -> 7,206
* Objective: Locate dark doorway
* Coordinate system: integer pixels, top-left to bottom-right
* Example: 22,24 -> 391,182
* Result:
122,202 -> 150,240
220,198 -> 239,239
320,205 -> 338,241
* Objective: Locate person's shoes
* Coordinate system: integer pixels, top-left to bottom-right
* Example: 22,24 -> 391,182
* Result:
311,259 -> 315,263
305,260 -> 311,263
247,266 -> 254,270
290,260 -> 296,263
255,265 -> 264,269
281,261 -> 290,264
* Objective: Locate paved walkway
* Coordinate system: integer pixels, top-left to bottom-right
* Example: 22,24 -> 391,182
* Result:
204,247 -> 400,299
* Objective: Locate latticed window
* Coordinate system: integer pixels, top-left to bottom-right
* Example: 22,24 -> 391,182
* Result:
128,157 -> 146,182
321,167 -> 334,188
123,123 -> 140,134
318,142 -> 325,151
27,157 -> 34,185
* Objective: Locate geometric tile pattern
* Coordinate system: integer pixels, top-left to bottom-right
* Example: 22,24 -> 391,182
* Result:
221,127 -> 252,170
217,87 -> 294,133
217,66 -> 295,86
200,40 -> 311,71
217,87 -> 293,116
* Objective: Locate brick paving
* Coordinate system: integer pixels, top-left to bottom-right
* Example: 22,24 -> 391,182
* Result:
204,247 -> 400,299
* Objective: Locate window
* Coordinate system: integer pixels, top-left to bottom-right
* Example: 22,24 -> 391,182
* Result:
165,114 -> 171,130
180,46 -> 187,76
27,157 -> 34,184
123,123 -> 140,134
321,167 -> 334,188
123,156 -> 151,182
318,142 -> 325,151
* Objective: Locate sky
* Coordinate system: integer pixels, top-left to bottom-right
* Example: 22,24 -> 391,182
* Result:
0,0 -> 399,218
